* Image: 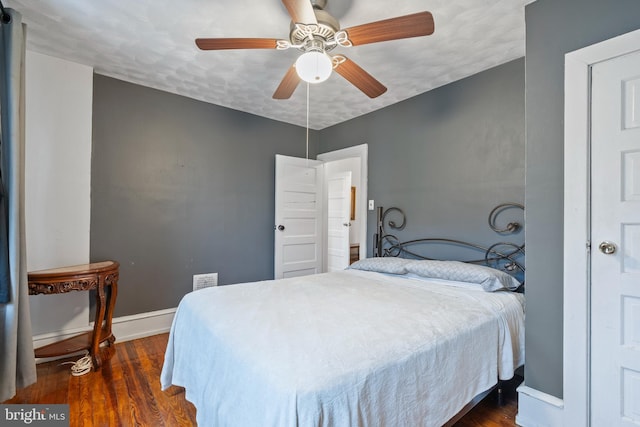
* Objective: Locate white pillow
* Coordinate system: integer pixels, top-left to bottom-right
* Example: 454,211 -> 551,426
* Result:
348,257 -> 410,275
405,260 -> 520,291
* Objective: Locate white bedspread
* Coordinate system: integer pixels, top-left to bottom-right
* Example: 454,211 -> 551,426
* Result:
161,269 -> 524,427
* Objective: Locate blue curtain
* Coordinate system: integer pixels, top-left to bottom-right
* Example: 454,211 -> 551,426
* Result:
0,10 -> 8,305
0,8 -> 36,402
0,151 -> 7,303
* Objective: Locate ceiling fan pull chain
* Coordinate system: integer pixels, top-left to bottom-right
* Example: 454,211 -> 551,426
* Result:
306,81 -> 310,160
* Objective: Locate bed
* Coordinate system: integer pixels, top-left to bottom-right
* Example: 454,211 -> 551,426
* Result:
161,203 -> 525,427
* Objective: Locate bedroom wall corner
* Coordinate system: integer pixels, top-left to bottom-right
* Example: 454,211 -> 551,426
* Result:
90,75 -> 317,317
318,58 -> 525,261
24,51 -> 93,337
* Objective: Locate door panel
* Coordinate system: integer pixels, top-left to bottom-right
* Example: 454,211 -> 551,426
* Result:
326,171 -> 351,272
591,50 -> 640,426
623,151 -> 640,201
274,155 -> 323,279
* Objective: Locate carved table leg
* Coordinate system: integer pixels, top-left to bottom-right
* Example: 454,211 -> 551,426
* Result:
91,278 -> 107,370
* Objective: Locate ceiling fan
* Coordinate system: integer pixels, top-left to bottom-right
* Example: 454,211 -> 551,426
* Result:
195,0 -> 435,100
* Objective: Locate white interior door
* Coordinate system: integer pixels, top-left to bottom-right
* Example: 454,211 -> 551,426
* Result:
326,171 -> 351,272
591,49 -> 640,426
274,155 -> 323,279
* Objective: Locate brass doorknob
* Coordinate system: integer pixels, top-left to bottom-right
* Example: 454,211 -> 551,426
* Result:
598,241 -> 616,255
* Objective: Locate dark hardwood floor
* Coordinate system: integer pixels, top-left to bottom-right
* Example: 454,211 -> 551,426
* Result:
5,333 -> 520,426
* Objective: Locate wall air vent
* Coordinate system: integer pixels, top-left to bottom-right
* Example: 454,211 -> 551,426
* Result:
192,273 -> 218,291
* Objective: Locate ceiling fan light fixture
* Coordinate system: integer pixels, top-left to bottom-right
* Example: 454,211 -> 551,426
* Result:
295,51 -> 332,83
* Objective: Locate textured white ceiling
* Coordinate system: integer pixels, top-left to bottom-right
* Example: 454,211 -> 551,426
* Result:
6,0 -> 530,130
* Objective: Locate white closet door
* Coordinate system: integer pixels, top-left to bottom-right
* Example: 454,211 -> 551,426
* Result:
591,49 -> 640,426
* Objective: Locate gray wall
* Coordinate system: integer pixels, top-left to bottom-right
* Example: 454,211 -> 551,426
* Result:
319,58 -> 525,261
524,0 -> 640,398
92,60 -> 525,319
88,0 -> 640,400
91,75 -> 319,316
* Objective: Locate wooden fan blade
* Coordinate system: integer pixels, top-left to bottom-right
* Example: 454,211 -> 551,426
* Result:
334,56 -> 387,98
273,64 -> 301,99
281,0 -> 317,24
342,11 -> 434,46
195,38 -> 279,50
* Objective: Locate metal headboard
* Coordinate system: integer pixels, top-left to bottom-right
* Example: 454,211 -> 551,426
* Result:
373,203 -> 525,283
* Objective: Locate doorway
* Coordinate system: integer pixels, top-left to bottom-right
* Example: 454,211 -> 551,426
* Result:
318,144 -> 368,271
274,144 -> 368,279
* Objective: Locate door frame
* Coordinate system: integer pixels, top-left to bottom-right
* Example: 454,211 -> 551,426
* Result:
564,28 -> 640,426
317,144 -> 368,263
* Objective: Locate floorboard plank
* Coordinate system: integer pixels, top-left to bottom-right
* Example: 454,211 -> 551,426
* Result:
3,333 -> 519,426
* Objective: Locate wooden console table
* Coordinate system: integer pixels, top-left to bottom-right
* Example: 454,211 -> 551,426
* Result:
28,260 -> 119,370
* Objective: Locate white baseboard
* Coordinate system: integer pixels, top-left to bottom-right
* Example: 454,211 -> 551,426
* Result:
516,384 -> 564,427
32,307 -> 176,363
110,307 -> 176,342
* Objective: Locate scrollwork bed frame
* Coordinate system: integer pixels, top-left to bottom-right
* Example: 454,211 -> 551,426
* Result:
371,202 -> 525,420
373,202 -> 525,287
